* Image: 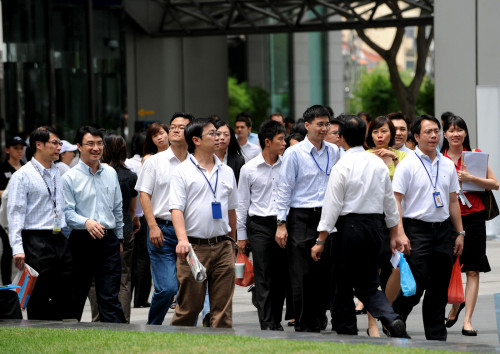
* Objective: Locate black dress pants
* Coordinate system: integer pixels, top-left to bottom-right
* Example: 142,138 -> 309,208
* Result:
392,218 -> 455,341
0,226 -> 13,285
132,216 -> 152,307
247,215 -> 287,330
70,229 -> 126,323
332,214 -> 399,335
22,230 -> 74,320
287,207 -> 327,332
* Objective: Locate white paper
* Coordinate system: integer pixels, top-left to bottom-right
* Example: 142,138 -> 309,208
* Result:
461,151 -> 488,192
390,252 -> 400,269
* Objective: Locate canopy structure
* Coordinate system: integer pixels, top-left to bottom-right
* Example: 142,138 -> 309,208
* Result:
124,0 -> 434,37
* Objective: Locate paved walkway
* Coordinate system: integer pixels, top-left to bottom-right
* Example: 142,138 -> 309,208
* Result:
2,240 -> 500,352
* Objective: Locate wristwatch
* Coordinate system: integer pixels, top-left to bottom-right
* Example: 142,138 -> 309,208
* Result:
457,231 -> 466,237
316,238 -> 325,245
277,219 -> 286,226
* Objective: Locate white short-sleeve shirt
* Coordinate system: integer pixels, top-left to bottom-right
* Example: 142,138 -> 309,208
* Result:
135,148 -> 183,220
169,155 -> 238,239
392,147 -> 460,223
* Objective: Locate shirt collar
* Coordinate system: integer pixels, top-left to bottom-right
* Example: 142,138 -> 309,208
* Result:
304,135 -> 327,154
190,154 -> 223,171
255,152 -> 282,167
344,146 -> 365,155
415,146 -> 441,163
31,157 -> 56,175
77,159 -> 103,175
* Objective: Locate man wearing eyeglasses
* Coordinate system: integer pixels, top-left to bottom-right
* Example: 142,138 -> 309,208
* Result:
276,105 -> 340,332
8,126 -> 72,320
135,112 -> 193,325
170,118 -> 238,328
62,126 -> 126,323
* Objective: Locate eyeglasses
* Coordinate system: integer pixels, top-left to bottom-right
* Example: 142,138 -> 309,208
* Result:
328,131 -> 339,136
170,125 -> 185,132
315,122 -> 331,128
218,133 -> 231,138
82,141 -> 105,147
202,131 -> 221,137
48,140 -> 63,147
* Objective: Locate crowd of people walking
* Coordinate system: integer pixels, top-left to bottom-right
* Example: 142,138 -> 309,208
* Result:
0,105 -> 497,342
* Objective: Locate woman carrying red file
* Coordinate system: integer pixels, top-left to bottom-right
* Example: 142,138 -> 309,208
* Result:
441,115 -> 499,336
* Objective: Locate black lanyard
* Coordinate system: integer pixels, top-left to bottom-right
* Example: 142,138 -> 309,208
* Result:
190,157 -> 218,200
415,152 -> 439,193
31,161 -> 58,212
310,148 -> 330,176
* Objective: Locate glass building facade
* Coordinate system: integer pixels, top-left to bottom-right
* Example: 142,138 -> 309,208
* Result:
1,0 -> 125,144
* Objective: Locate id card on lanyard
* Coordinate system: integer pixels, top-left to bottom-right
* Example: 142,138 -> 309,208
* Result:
31,161 -> 62,232
415,153 -> 444,208
191,158 -> 222,219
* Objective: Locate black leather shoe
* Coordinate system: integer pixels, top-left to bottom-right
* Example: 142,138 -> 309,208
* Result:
445,302 -> 465,328
386,319 -> 411,339
462,328 -> 478,336
134,302 -> 151,308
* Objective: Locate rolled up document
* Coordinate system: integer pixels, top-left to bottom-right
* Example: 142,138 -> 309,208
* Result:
187,244 -> 207,282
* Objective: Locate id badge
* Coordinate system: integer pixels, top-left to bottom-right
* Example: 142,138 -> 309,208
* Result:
212,202 -> 222,219
53,215 -> 62,234
433,192 -> 444,208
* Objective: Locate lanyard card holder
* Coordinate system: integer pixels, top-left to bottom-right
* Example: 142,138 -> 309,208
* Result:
433,192 -> 444,208
212,202 -> 222,219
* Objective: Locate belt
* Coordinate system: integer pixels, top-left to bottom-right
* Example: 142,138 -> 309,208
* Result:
403,218 -> 450,229
187,235 -> 235,245
292,207 -> 322,213
155,218 -> 173,226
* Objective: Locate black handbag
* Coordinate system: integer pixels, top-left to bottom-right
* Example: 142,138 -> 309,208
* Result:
480,190 -> 500,221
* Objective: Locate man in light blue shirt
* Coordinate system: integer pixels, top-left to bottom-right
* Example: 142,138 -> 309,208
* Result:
63,126 -> 126,323
275,105 -> 340,332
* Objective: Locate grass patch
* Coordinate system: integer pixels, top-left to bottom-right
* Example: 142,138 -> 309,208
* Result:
0,327 -> 449,353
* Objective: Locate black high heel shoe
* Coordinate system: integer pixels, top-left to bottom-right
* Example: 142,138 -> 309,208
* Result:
445,303 -> 465,328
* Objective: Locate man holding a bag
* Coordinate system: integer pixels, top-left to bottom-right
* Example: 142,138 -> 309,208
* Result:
237,120 -> 287,331
311,115 -> 410,338
391,115 -> 464,341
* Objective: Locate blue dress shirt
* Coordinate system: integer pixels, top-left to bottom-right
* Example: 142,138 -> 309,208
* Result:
62,160 -> 124,239
276,136 -> 340,220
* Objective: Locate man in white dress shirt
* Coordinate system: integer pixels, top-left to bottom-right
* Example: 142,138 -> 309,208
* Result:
170,118 -> 238,328
388,112 -> 411,154
8,126 -> 72,320
275,105 -> 340,332
237,120 -> 287,331
391,115 -> 464,341
235,113 -> 261,162
311,116 -> 410,338
135,112 -> 193,325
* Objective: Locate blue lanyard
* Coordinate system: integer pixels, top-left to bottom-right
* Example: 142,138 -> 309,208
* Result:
415,152 -> 439,192
310,148 -> 330,176
190,157 -> 218,200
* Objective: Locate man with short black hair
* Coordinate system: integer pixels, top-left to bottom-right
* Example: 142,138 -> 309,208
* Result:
235,112 -> 261,162
8,126 -> 72,320
276,105 -> 340,332
237,120 -> 287,331
324,118 -> 342,148
388,112 -> 411,154
392,115 -> 464,341
135,112 -> 193,325
170,118 -> 238,328
63,125 -> 126,323
312,116 -> 410,338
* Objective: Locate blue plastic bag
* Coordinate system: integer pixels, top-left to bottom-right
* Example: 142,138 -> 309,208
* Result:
399,252 -> 417,297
